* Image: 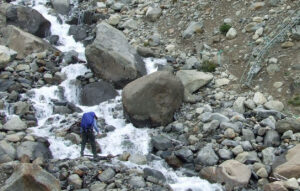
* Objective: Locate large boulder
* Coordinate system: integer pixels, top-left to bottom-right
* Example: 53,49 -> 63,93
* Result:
200,160 -> 251,190
195,144 -> 219,166
5,4 -> 51,38
2,25 -> 57,59
85,22 -> 146,88
0,45 -> 17,69
16,141 -> 52,161
151,135 -> 173,151
3,116 -> 27,131
276,118 -> 300,133
176,70 -> 213,102
0,163 -> 60,191
273,144 -> 300,179
51,0 -> 70,15
80,81 -> 119,106
122,71 -> 183,127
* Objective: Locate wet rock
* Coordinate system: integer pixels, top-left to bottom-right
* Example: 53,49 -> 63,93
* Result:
13,101 -> 30,115
85,22 -> 146,88
80,81 -> 118,106
146,6 -> 162,22
3,116 -> 27,131
51,0 -> 70,15
98,168 -> 116,182
196,144 -> 219,166
68,25 -> 88,42
143,168 -> 166,183
174,148 -> 193,163
176,70 -> 213,103
128,153 -> 147,165
122,71 -> 183,127
5,5 -> 51,38
264,130 -> 280,147
0,163 -> 60,191
3,25 -> 57,59
182,21 -> 204,39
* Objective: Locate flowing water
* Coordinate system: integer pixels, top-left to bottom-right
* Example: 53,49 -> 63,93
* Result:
9,0 -> 222,190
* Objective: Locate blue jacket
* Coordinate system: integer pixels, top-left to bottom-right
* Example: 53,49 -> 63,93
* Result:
80,112 -> 99,133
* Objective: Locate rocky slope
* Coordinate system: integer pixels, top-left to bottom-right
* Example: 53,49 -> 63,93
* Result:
0,0 -> 300,191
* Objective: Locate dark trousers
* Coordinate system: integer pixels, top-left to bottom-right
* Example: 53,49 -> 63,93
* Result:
80,130 -> 97,157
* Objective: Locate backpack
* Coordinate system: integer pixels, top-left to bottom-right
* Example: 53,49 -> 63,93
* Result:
81,112 -> 95,132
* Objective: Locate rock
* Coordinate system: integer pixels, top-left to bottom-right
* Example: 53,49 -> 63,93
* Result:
3,116 -> 27,131
273,144 -> 300,179
218,149 -> 233,160
90,182 -> 107,191
68,25 -> 87,42
136,46 -> 155,57
121,19 -> 138,30
264,101 -> 284,111
196,144 -> 219,166
174,148 -> 193,163
151,135 -> 172,151
276,118 -> 300,133
264,130 -> 280,147
13,101 -> 29,115
0,140 -> 16,160
284,178 -> 299,190
242,129 -> 255,141
261,116 -> 276,129
291,25 -> 300,41
215,78 -> 230,87
224,128 -> 236,139
203,120 -> 220,134
200,160 -> 251,190
165,154 -> 182,169
235,151 -> 260,164
226,28 -> 237,40
241,141 -> 253,151
281,41 -> 294,48
128,153 -> 147,165
6,133 -> 22,142
264,181 -> 288,191
3,25 -> 57,59
16,141 -> 52,161
176,70 -> 213,102
143,168 -> 166,183
244,99 -> 256,109
0,45 -> 17,69
51,0 -> 70,15
122,71 -> 183,127
85,22 -> 146,88
128,176 -> 146,188
250,2 -> 265,10
5,5 -> 51,38
257,168 -> 268,178
108,14 -> 121,26
98,168 -> 115,182
65,133 -> 81,144
182,21 -> 204,39
262,147 -> 276,165
145,6 -> 162,22
68,174 -> 82,189
253,92 -> 267,105
233,97 -> 246,114
80,81 -> 118,106
0,163 -> 60,191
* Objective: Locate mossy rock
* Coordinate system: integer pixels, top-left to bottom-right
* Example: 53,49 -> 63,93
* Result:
220,23 -> 232,35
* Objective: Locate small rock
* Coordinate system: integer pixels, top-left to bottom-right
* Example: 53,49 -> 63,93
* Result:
226,28 -> 237,40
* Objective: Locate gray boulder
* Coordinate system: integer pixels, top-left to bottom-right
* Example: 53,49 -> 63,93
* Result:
174,148 -> 193,163
3,116 -> 27,131
196,144 -> 219,166
2,25 -> 57,59
97,168 -> 115,182
122,71 -> 184,127
0,140 -> 16,160
0,163 -> 60,191
145,6 -> 162,22
264,130 -> 280,147
80,81 -> 118,106
182,21 -> 204,39
13,101 -> 29,115
151,135 -> 173,151
51,0 -> 70,15
85,22 -> 146,88
16,141 -> 52,160
5,5 -> 51,38
218,149 -> 233,160
176,70 -> 213,102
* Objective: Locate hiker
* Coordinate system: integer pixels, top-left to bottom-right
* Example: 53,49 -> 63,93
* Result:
80,112 -> 100,159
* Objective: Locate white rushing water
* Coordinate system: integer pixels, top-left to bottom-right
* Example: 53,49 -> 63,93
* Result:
11,0 -> 222,190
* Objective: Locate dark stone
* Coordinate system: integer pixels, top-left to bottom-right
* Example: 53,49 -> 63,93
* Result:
68,25 -> 88,42
143,168 -> 166,183
80,81 -> 119,106
48,35 -> 59,45
264,130 -> 280,147
151,135 -> 173,151
0,79 -> 14,92
6,5 -> 51,38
